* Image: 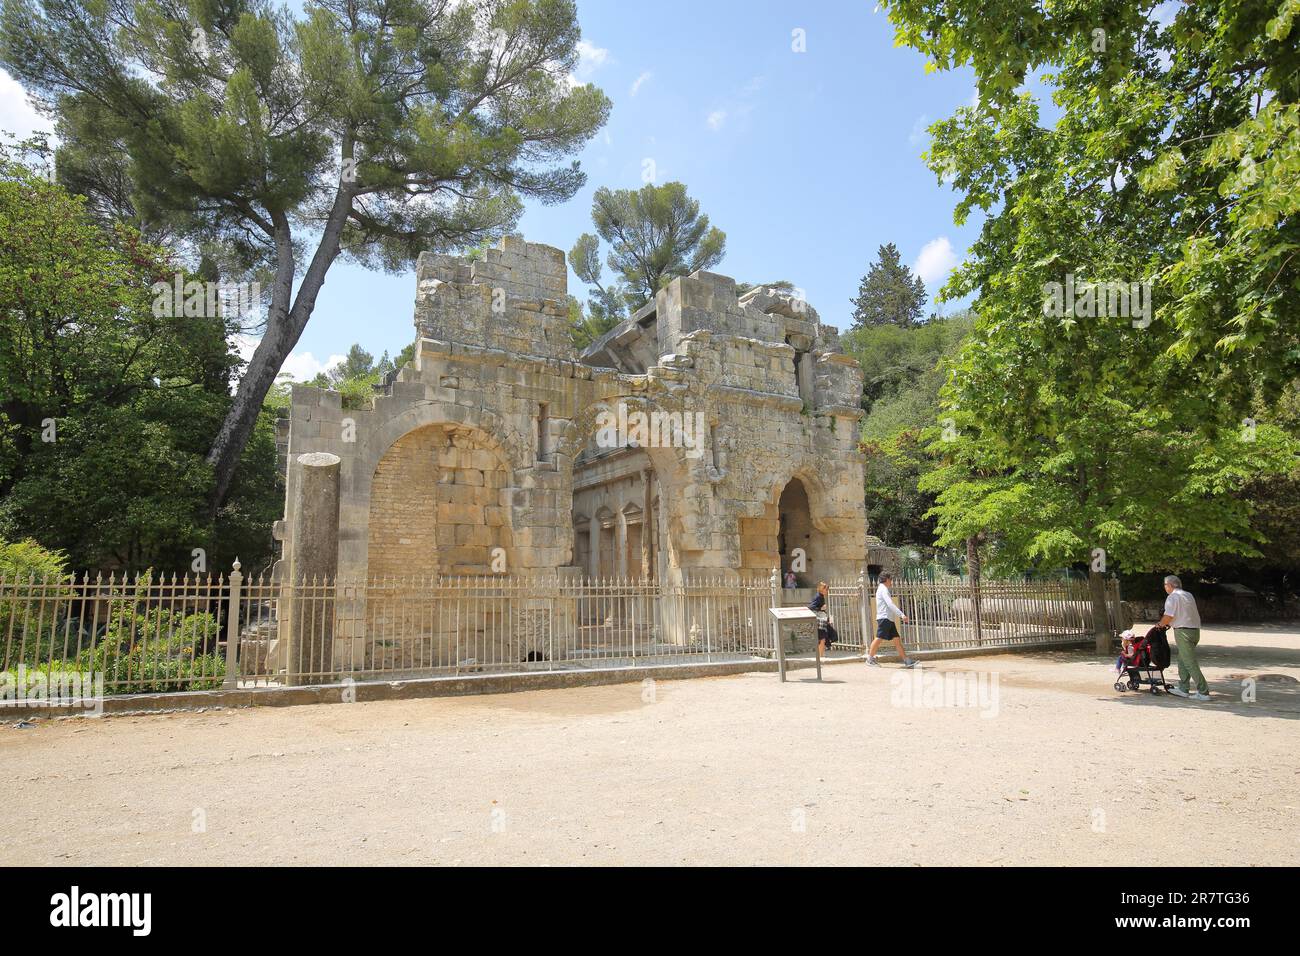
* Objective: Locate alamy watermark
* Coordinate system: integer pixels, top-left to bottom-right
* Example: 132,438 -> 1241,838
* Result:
151,274 -> 261,320
1042,273 -> 1152,328
1,665 -> 104,716
595,402 -> 706,459
890,663 -> 1000,718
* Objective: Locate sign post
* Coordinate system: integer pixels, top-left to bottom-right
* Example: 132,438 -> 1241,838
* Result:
767,606 -> 822,683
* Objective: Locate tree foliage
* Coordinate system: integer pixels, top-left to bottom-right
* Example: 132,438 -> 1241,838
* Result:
0,146 -> 277,571
569,181 -> 726,313
845,311 -> 974,547
879,0 -> 1300,595
850,242 -> 927,329
0,0 -> 611,509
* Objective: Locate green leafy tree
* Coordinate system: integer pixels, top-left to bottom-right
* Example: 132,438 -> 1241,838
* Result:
886,0 -> 1300,410
565,295 -> 619,351
850,242 -> 927,330
0,146 -> 273,571
327,345 -> 377,386
844,309 -> 974,414
393,342 -> 417,370
849,312 -> 974,548
570,181 -> 726,312
1203,382 -> 1300,595
919,321 -> 1294,649
1,0 -> 612,511
568,231 -> 629,331
882,0 -> 1300,647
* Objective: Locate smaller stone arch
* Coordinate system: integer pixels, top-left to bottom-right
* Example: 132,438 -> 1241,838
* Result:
736,469 -> 836,585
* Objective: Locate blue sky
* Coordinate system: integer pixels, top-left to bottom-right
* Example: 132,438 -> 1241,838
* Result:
0,0 -> 982,380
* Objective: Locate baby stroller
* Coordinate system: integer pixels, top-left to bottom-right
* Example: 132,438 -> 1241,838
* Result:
1114,624 -> 1172,695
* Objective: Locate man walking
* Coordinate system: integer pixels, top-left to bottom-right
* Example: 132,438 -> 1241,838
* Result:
867,572 -> 916,668
1161,575 -> 1210,701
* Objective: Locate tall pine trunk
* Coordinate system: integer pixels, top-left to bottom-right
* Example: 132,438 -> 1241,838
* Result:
206,315 -> 302,512
206,191 -> 351,514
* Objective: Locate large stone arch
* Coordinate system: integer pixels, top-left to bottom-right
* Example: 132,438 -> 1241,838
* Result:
560,394 -> 699,583
342,401 -> 529,580
366,421 -> 515,580
555,394 -> 694,495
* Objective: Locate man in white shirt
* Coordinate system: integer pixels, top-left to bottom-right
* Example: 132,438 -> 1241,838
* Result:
1160,575 -> 1209,701
867,572 -> 916,668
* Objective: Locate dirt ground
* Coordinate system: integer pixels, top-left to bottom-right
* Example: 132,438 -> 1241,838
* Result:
2,624 -> 1297,866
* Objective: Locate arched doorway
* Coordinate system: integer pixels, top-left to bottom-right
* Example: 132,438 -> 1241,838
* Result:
366,422 -> 513,579
738,475 -> 827,586
778,478 -> 819,587
566,400 -> 667,582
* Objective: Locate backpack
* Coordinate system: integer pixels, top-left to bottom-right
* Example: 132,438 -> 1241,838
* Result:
1145,625 -> 1172,670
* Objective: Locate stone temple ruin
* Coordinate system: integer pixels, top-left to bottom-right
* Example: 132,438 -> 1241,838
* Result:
274,236 -> 874,675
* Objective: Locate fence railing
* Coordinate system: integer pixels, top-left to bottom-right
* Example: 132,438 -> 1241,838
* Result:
0,565 -> 1119,702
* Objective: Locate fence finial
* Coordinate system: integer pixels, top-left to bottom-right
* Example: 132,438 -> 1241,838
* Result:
232,557 -> 242,573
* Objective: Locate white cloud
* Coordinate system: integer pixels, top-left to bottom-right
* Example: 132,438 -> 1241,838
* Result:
706,109 -> 727,131
233,334 -> 259,365
280,351 -> 346,382
562,40 -> 611,90
231,336 -> 345,386
630,71 -> 652,96
0,69 -> 53,139
575,40 -> 609,78
908,113 -> 932,148
914,237 -> 959,284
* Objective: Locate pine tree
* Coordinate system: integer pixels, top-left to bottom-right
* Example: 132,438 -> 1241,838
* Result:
850,243 -> 927,329
1,0 -> 611,512
570,182 -> 726,313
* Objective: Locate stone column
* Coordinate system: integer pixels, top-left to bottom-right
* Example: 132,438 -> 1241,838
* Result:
588,512 -> 601,579
615,508 -> 628,578
640,470 -> 653,580
286,452 -> 340,685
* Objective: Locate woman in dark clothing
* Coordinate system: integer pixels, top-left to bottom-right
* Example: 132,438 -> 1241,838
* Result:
808,581 -> 838,654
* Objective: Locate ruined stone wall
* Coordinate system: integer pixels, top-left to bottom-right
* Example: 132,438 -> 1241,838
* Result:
277,236 -> 871,672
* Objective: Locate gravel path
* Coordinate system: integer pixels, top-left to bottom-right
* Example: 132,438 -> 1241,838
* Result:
3,624 -> 1297,866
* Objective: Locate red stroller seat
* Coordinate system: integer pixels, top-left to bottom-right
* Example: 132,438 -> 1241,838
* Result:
1115,625 -> 1171,695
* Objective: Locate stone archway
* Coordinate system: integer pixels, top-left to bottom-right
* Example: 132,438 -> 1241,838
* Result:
777,478 -> 822,587
738,472 -> 832,585
562,397 -> 684,583
366,423 -> 514,580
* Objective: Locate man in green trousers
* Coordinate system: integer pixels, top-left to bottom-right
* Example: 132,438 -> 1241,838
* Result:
1160,575 -> 1210,701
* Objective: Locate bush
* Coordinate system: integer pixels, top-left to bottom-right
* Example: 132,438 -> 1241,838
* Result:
2,568 -> 226,693
92,646 -> 226,694
86,586 -> 223,692
0,537 -> 69,582
0,537 -> 74,665
3,651 -> 226,695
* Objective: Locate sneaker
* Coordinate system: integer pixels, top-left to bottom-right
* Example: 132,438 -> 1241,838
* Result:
866,656 -> 880,667
902,658 -> 917,669
1191,691 -> 1211,701
1167,687 -> 1189,698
